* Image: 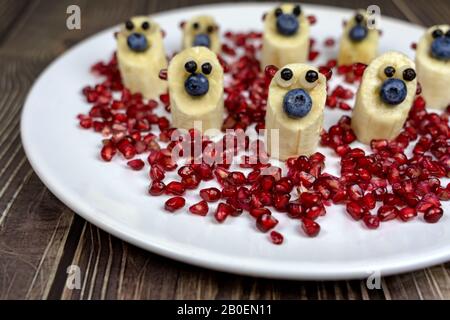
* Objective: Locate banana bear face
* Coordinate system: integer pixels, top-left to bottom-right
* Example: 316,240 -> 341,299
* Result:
263,3 -> 308,42
351,52 -> 417,144
337,10 -> 379,66
117,16 -> 162,55
425,25 -> 450,61
265,64 -> 327,159
182,15 -> 220,53
168,47 -> 224,132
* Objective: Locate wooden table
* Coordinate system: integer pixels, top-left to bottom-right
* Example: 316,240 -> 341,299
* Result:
1,0 -> 449,300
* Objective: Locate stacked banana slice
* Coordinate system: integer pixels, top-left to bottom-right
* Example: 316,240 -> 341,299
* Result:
168,47 -> 224,133
181,15 -> 221,53
416,25 -> 450,109
116,16 -> 168,100
261,3 -> 310,68
337,10 -> 379,66
352,52 -> 417,144
265,64 -> 327,160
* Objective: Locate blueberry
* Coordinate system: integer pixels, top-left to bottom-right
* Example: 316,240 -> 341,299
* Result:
380,79 -> 407,105
127,33 -> 148,52
276,14 -> 299,36
349,25 -> 368,42
193,34 -> 211,47
431,36 -> 450,61
184,73 -> 209,96
283,89 -> 312,118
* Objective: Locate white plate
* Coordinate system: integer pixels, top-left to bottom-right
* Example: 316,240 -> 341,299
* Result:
21,3 -> 450,280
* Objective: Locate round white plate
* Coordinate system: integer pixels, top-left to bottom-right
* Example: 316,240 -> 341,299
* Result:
21,3 -> 449,280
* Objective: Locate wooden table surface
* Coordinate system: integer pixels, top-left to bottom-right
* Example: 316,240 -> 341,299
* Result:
1,0 -> 449,300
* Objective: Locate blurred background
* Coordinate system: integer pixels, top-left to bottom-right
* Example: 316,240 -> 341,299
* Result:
1,0 -> 449,300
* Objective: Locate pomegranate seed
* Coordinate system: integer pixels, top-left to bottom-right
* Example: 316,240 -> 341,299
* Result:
287,201 -> 303,218
150,165 -> 165,181
377,205 -> 399,222
178,165 -> 195,178
127,159 -> 145,171
270,231 -> 284,245
250,207 -> 271,219
399,207 -> 417,222
273,193 -> 290,212
363,215 -> 380,229
189,200 -> 209,216
181,174 -> 200,189
148,181 -> 165,196
264,65 -> 278,79
361,193 -> 376,210
164,196 -> 185,212
305,205 -> 325,220
274,178 -> 293,194
424,207 -> 443,223
165,181 -> 185,195
227,171 -> 247,186
221,185 -> 237,198
200,187 -> 221,202
260,175 -> 275,191
214,202 -> 234,222
300,192 -> 321,208
301,218 -> 320,237
308,50 -> 319,61
100,144 -> 116,162
346,201 -> 365,221
324,37 -> 335,47
256,213 -> 278,232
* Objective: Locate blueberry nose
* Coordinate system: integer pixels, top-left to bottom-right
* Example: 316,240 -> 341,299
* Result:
431,37 -> 450,61
276,14 -> 299,36
193,34 -> 211,47
349,25 -> 368,42
283,89 -> 312,118
127,33 -> 148,52
380,79 -> 407,105
184,73 -> 209,96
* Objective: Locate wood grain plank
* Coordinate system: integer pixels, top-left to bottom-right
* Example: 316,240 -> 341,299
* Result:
0,0 -> 28,43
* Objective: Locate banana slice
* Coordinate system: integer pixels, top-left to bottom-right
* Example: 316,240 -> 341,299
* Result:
261,3 -> 310,69
337,10 -> 379,66
351,51 -> 417,144
116,16 -> 168,100
168,47 -> 224,133
416,25 -> 450,110
265,64 -> 326,160
182,15 -> 221,53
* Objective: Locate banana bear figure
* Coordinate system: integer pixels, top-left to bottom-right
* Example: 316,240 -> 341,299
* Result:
261,3 -> 310,69
265,64 -> 327,160
116,16 -> 168,100
168,47 -> 224,133
182,15 -> 220,53
352,52 -> 417,144
416,25 -> 450,109
337,10 -> 379,66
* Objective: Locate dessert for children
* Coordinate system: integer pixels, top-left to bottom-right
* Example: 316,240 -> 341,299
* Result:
182,15 -> 221,53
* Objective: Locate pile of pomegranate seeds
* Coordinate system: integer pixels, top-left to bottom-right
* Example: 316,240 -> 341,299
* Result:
77,29 -> 449,245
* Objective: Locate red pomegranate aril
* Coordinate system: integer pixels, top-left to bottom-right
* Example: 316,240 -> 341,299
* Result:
424,207 -> 443,223
189,200 -> 209,216
273,193 -> 291,212
250,207 -> 271,219
181,174 -> 200,189
127,159 -> 145,171
264,65 -> 278,79
346,201 -> 365,220
398,207 -> 417,222
305,205 -> 325,220
150,165 -> 165,181
148,181 -> 165,196
200,187 -> 221,202
363,215 -> 380,229
361,193 -> 376,210
215,202 -> 234,222
178,165 -> 194,178
270,231 -> 284,245
274,178 -> 293,194
302,218 -> 320,237
377,205 -> 399,222
164,196 -> 185,212
300,192 -> 321,208
256,213 -> 278,232
260,175 -> 275,191
227,171 -> 247,186
347,184 -> 364,201
165,181 -> 185,195
287,201 -> 303,218
100,144 -> 117,162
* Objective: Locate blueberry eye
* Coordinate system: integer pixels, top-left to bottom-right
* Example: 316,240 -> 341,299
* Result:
125,20 -> 134,31
275,8 -> 283,17
432,29 -> 444,39
280,68 -> 293,81
193,22 -> 199,30
141,21 -> 150,30
403,68 -> 416,81
292,5 -> 301,17
305,70 -> 318,83
207,25 -> 214,33
384,66 -> 396,78
185,60 -> 197,73
201,62 -> 212,75
355,13 -> 364,24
